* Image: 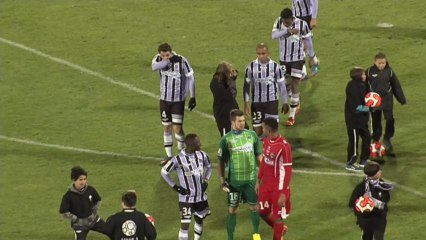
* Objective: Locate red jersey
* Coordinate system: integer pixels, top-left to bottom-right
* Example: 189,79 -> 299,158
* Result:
258,135 -> 292,192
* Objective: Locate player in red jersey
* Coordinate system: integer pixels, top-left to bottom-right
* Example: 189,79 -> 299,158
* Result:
255,117 -> 293,240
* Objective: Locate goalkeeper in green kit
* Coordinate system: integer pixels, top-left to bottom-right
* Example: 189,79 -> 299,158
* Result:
218,109 -> 262,240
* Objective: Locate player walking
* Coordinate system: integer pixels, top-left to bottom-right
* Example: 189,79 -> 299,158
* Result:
218,109 -> 262,240
161,133 -> 212,240
243,43 -> 289,137
256,117 -> 293,240
152,42 -> 197,165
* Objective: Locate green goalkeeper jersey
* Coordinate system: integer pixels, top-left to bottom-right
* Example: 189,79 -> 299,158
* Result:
218,129 -> 261,184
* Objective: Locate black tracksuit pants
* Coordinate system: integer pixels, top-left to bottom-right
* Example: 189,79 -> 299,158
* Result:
371,109 -> 395,142
358,216 -> 387,240
347,124 -> 371,165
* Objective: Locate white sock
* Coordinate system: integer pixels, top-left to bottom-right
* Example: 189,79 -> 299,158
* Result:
290,93 -> 300,119
175,133 -> 185,151
194,223 -> 203,240
179,229 -> 189,240
164,132 -> 173,157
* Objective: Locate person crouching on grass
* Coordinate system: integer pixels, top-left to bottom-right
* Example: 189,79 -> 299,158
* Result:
59,166 -> 107,240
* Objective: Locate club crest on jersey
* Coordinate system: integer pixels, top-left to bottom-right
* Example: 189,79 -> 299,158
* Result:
372,74 -> 378,77
89,195 -> 92,202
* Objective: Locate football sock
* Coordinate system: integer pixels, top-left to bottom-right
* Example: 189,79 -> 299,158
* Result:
164,132 -> 173,157
227,213 -> 237,240
250,210 -> 260,234
175,133 -> 185,151
289,93 -> 300,119
260,214 -> 273,227
178,229 -> 188,240
194,222 -> 203,240
273,222 -> 285,240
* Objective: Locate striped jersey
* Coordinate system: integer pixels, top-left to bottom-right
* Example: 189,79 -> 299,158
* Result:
243,59 -> 285,103
218,130 -> 261,184
258,135 -> 292,192
292,0 -> 318,18
152,53 -> 194,102
272,17 -> 311,62
161,150 -> 212,203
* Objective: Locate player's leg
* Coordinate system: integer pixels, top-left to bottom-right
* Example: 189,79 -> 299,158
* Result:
372,217 -> 386,240
193,201 -> 211,240
251,103 -> 264,137
244,182 -> 261,239
383,110 -> 395,153
258,188 -> 273,227
358,218 -> 374,240
371,110 -> 383,142
359,124 -> 371,167
287,61 -> 304,126
227,186 -> 241,240
271,190 -> 291,240
178,202 -> 193,240
160,100 -> 173,164
171,101 -> 185,151
264,100 -> 279,126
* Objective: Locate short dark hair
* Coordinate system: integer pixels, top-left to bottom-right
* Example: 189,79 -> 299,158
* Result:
122,190 -> 137,207
263,117 -> 279,132
280,8 -> 293,19
364,163 -> 381,177
230,109 -> 244,122
256,42 -> 268,51
71,166 -> 87,181
158,42 -> 172,53
375,52 -> 386,60
184,133 -> 198,148
350,67 -> 365,81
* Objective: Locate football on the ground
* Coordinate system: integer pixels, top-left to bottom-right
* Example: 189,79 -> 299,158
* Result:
145,213 -> 155,226
365,92 -> 381,108
370,142 -> 386,159
355,196 -> 375,213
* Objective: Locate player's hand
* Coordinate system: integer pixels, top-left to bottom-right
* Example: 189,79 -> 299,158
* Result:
309,55 -> 319,68
202,181 -> 209,192
278,193 -> 286,207
173,185 -> 189,195
310,18 -> 317,29
281,104 -> 289,114
169,55 -> 182,63
87,213 -> 99,226
221,181 -> 230,193
356,105 -> 369,113
188,97 -> 196,111
288,28 -> 299,35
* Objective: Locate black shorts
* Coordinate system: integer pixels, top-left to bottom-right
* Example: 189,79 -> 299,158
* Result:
160,100 -> 185,125
251,101 -> 279,127
179,201 -> 210,223
280,61 -> 305,80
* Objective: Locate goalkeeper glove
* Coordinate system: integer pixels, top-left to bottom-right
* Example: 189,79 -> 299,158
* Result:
356,105 -> 369,113
188,98 -> 196,111
169,55 -> 182,63
221,181 -> 230,193
173,185 -> 189,195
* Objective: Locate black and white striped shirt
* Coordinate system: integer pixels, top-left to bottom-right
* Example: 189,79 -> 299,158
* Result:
292,0 -> 318,18
243,59 -> 286,103
161,150 -> 212,203
272,17 -> 311,62
152,53 -> 195,102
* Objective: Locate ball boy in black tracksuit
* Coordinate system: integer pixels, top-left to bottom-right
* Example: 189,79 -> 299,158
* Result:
344,67 -> 371,172
103,191 -> 157,240
59,166 -> 107,240
349,163 -> 393,240
367,52 -> 406,155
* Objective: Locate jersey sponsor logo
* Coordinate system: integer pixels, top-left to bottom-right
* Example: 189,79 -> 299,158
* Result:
254,76 -> 276,84
160,69 -> 182,78
230,143 -> 253,152
184,166 -> 204,177
372,74 -> 378,77
122,220 -> 137,236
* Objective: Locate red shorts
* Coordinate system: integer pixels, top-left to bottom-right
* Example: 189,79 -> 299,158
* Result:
258,188 -> 291,220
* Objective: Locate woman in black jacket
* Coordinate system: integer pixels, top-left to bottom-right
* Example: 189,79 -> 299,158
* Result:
210,62 -> 241,136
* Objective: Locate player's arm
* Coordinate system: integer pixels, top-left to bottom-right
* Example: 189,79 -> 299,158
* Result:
101,215 -> 115,238
218,138 -> 231,192
310,0 -> 318,28
243,64 -> 253,117
151,54 -> 170,71
183,57 -> 197,110
253,133 -> 262,165
59,194 -> 78,222
389,69 -> 407,105
203,152 -> 213,182
91,188 -> 102,214
143,215 -> 157,240
161,160 -> 189,195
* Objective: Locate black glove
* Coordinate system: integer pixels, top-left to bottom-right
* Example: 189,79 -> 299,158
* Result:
202,181 -> 209,192
169,55 -> 182,63
173,185 -> 189,195
188,98 -> 196,111
281,104 -> 289,114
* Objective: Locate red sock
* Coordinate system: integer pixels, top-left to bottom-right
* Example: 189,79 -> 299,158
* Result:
273,222 -> 284,240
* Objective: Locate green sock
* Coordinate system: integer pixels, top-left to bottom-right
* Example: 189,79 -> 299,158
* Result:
227,213 -> 237,240
250,210 -> 260,233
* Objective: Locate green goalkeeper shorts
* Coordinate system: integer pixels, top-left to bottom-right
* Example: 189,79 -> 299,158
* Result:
227,180 -> 258,207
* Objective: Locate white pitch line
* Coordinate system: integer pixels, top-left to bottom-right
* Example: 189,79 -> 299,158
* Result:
1,37 -> 425,199
0,37 -> 214,121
